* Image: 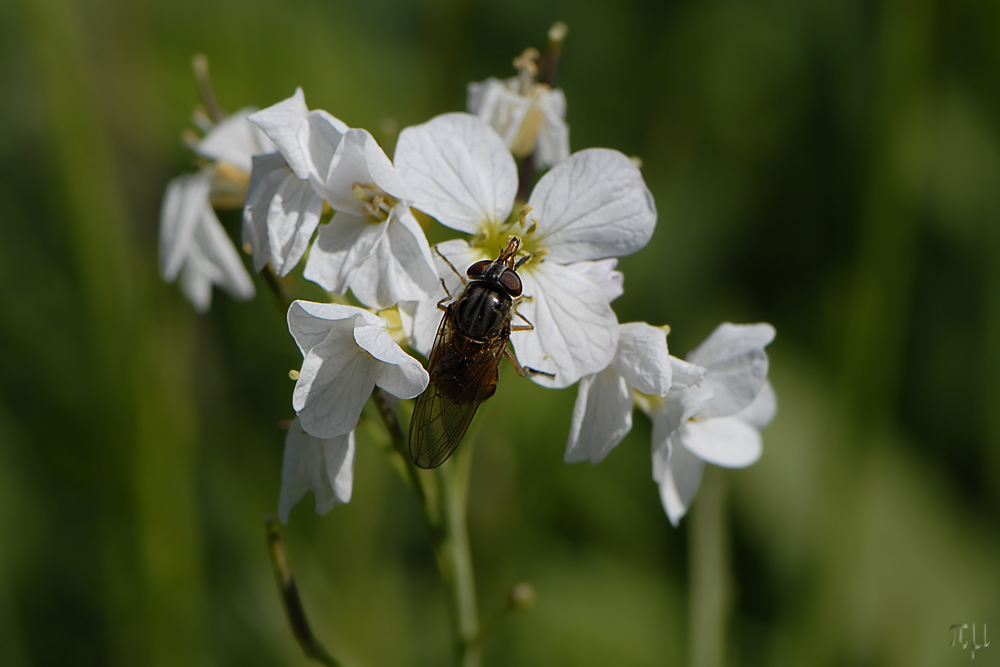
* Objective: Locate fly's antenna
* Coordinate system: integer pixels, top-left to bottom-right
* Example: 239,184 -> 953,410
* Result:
500,236 -> 521,268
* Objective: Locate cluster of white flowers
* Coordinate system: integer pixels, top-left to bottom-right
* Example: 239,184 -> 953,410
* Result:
161,46 -> 775,526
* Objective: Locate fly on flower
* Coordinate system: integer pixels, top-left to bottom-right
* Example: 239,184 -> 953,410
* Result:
409,237 -> 551,468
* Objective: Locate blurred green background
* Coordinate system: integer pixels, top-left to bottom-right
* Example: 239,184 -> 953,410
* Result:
2,0 -> 999,665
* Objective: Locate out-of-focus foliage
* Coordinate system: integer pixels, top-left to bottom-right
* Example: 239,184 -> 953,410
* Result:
1,0 -> 998,665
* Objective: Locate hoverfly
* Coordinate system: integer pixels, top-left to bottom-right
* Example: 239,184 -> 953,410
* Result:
408,236 -> 551,469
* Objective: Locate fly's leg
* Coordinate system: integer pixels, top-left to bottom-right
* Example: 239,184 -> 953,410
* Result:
503,347 -> 554,378
510,302 -> 535,332
434,245 -> 468,286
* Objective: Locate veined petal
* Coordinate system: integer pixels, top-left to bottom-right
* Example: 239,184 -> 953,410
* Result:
287,300 -> 384,356
303,213 -> 388,295
398,290 -> 447,357
249,88 -> 312,179
243,153 -> 286,272
190,201 -> 255,301
467,78 -> 528,147
570,257 -> 624,303
670,357 -> 708,388
735,380 -> 777,430
512,260 -> 619,389
613,322 -> 673,396
652,434 -> 705,527
195,108 -> 272,173
293,323 -> 380,439
264,173 -> 324,276
160,171 -> 213,281
394,113 -> 517,234
687,323 -> 775,419
278,419 -> 355,523
534,88 -> 570,169
344,206 -> 441,309
682,417 -> 762,468
564,367 -> 633,464
527,149 -> 656,263
353,324 -> 429,399
311,128 -> 399,213
648,383 -> 714,442
298,110 -> 350,192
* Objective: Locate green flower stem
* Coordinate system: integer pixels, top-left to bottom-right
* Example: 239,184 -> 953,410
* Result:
688,468 -> 730,667
370,390 -> 479,667
265,518 -> 345,667
431,443 -> 481,667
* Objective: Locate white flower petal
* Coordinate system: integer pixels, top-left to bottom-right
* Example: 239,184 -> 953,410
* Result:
298,109 -> 350,191
344,206 -> 441,309
652,434 -> 705,526
434,239 -> 487,297
278,419 -> 355,523
612,322 -> 673,396
564,367 -> 633,464
311,128 -> 399,214
682,417 -> 762,469
534,88 -> 570,168
735,380 -> 777,430
189,202 -> 255,301
303,213 -> 388,295
687,323 -> 775,418
648,383 -> 714,442
195,108 -> 272,173
394,113 -> 517,234
398,293 -> 447,357
242,153 -> 287,272
263,173 -> 324,276
160,171 -> 213,281
570,257 -> 624,303
178,261 -> 212,313
249,89 -> 312,179
287,300 -> 383,356
353,324 -> 429,399
293,324 -> 380,439
512,261 -> 619,389
527,148 -> 656,263
670,356 -> 708,388
467,78 -> 528,147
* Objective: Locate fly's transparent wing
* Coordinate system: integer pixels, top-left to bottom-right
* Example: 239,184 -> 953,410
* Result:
408,312 -> 508,469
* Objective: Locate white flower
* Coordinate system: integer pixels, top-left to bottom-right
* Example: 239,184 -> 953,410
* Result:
278,418 -> 355,523
467,76 -> 569,168
301,130 -> 440,310
243,88 -> 347,276
244,90 -> 440,309
643,323 -> 777,526
159,171 -> 255,312
564,322 -> 701,464
287,300 -> 429,439
160,108 -> 271,311
394,112 -> 656,388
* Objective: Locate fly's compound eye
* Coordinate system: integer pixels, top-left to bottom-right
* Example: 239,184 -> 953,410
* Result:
499,269 -> 522,297
467,259 -> 492,279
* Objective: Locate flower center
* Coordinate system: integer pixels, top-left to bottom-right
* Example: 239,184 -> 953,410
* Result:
472,205 -> 548,271
352,182 -> 398,223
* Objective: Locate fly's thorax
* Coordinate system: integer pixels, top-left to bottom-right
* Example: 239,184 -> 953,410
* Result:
451,282 -> 513,341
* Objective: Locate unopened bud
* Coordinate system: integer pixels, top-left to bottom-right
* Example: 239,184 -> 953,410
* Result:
548,22 -> 569,44
289,370 -> 300,380
508,582 -> 536,610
